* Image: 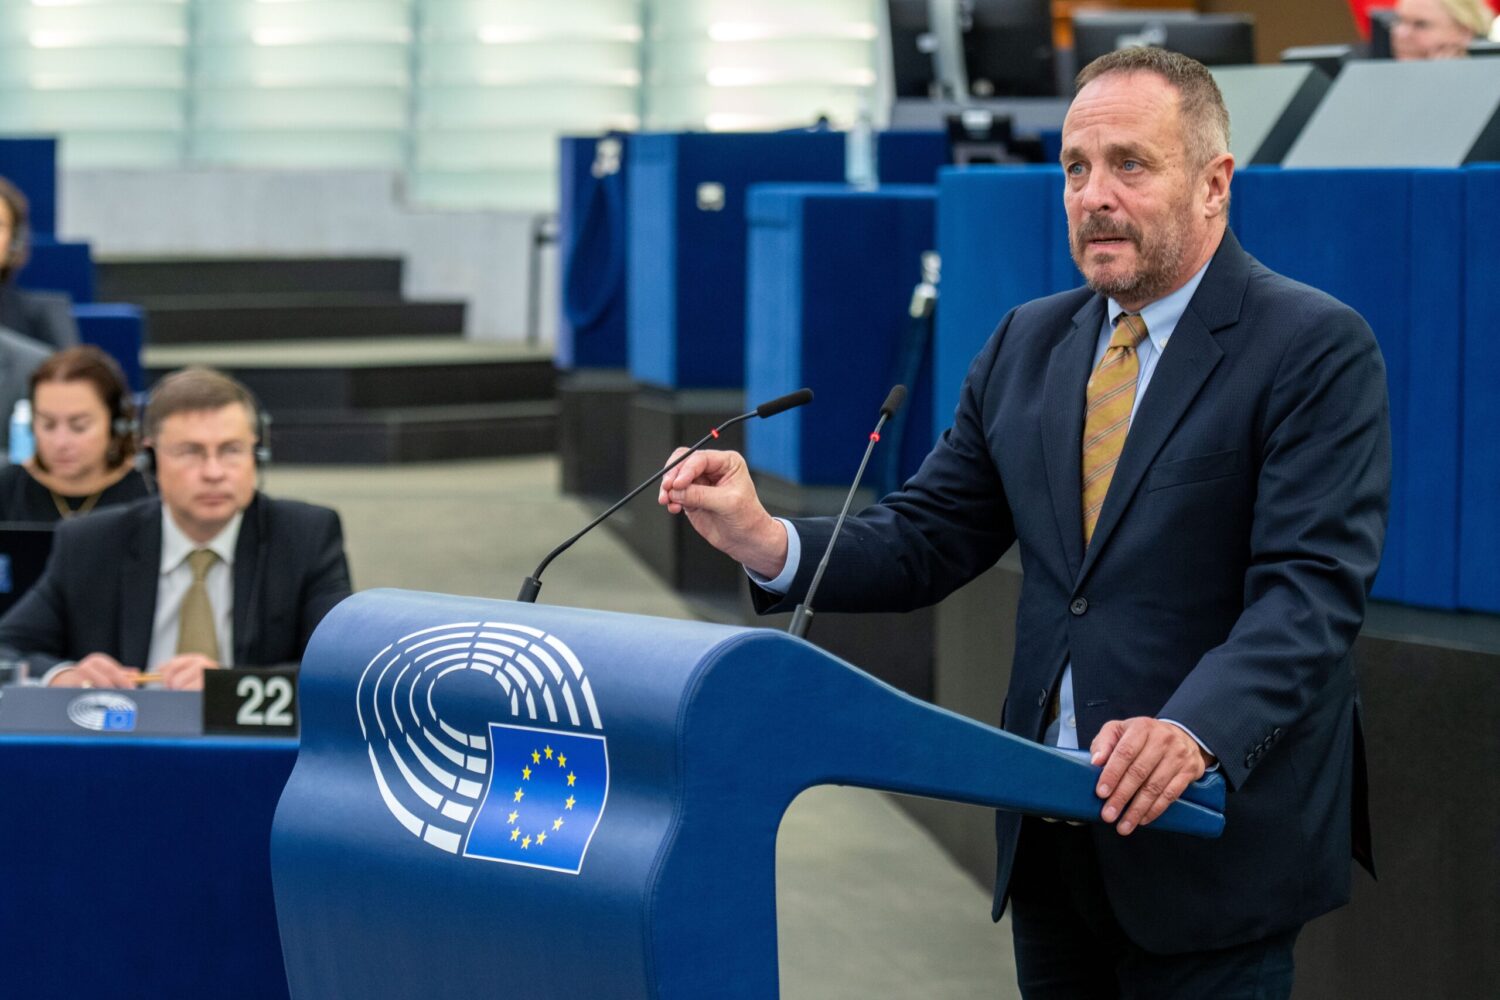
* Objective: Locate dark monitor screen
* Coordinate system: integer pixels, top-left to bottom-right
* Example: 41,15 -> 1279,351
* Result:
1073,13 -> 1257,70
964,0 -> 1057,97
888,0 -> 938,99
0,522 -> 53,618
1368,8 -> 1396,59
887,0 -> 1057,99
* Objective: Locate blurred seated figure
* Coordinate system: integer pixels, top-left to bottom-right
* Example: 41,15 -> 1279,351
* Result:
1392,0 -> 1495,58
0,346 -> 152,521
0,367 -> 352,691
0,325 -> 48,454
0,176 -> 80,352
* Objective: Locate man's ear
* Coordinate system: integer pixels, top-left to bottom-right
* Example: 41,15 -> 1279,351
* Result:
1203,152 -> 1235,219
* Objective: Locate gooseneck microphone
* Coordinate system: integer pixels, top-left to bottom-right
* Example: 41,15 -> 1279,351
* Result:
787,385 -> 905,639
517,387 -> 813,603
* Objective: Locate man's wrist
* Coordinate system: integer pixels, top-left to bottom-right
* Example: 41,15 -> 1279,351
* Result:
741,517 -> 789,581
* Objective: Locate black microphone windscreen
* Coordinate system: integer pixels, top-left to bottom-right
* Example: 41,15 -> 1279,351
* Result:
755,387 -> 814,419
880,384 -> 907,418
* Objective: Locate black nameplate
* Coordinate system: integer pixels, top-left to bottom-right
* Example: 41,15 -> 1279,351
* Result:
203,668 -> 299,736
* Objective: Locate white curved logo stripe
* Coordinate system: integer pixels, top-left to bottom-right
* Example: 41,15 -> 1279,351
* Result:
356,620 -> 605,857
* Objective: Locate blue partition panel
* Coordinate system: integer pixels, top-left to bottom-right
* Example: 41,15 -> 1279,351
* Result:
627,132 -> 845,390
1461,166 -> 1500,612
557,135 -> 629,370
0,137 -> 58,236
74,303 -> 145,391
273,591 -> 1222,999
933,165 -> 1075,429
16,237 -> 94,304
1232,167 -> 1465,609
744,184 -> 936,488
877,130 -> 949,184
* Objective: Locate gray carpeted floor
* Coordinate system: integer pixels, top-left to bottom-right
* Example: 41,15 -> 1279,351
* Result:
265,457 -> 1019,999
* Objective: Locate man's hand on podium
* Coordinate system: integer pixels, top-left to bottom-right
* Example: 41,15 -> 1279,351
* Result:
1090,717 -> 1214,837
658,448 -> 789,580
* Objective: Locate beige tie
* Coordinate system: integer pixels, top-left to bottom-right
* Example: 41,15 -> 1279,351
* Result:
176,549 -> 221,659
1081,313 -> 1149,547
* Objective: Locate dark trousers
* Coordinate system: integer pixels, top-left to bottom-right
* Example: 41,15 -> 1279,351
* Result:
1008,817 -> 1299,1000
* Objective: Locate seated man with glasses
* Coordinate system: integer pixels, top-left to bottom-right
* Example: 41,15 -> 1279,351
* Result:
0,367 -> 352,690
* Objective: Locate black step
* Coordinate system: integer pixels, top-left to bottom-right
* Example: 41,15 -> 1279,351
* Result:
267,401 -> 557,464
96,257 -> 404,300
145,355 -> 554,411
144,300 -> 466,345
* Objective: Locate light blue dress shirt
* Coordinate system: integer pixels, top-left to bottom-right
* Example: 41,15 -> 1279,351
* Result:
754,259 -> 1214,757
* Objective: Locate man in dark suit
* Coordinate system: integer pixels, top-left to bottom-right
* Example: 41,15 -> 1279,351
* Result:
0,367 -> 351,690
658,49 -> 1389,998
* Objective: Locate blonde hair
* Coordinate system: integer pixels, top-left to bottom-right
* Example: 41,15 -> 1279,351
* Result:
1438,0 -> 1495,36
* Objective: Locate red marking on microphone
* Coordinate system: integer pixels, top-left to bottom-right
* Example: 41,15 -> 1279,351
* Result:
710,428 -> 719,439
869,432 -> 881,442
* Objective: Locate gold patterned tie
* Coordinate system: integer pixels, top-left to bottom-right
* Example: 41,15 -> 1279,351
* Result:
1082,313 -> 1149,547
176,549 -> 221,659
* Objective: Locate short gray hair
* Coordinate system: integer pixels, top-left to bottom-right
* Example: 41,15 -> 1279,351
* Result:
1075,47 -> 1231,168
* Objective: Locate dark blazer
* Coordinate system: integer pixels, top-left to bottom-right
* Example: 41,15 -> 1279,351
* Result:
0,493 -> 353,672
0,286 -> 79,352
757,231 -> 1390,954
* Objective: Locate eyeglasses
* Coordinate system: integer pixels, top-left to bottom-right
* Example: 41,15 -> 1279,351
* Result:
158,441 -> 254,467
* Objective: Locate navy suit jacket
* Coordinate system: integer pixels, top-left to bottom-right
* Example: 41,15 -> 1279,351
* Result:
0,493 -> 352,672
756,230 -> 1390,953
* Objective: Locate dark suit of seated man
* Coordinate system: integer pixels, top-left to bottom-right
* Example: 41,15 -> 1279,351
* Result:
0,367 -> 352,690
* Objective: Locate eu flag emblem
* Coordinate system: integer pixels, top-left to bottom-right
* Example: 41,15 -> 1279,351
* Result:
464,722 -> 609,874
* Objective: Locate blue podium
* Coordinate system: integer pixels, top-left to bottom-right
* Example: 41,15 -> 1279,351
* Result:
272,591 -> 1223,999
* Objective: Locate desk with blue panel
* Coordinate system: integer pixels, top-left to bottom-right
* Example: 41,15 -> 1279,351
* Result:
923,163 -> 1500,1000
739,183 -> 940,697
0,718 -> 294,999
556,134 -> 634,502
616,131 -> 847,597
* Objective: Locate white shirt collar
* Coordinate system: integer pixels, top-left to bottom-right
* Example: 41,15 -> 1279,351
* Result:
159,505 -> 243,575
1106,257 -> 1213,353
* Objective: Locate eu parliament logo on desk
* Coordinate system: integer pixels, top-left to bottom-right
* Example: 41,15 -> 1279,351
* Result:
354,620 -> 609,873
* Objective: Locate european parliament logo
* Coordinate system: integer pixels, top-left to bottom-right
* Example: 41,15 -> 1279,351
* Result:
354,621 -> 608,874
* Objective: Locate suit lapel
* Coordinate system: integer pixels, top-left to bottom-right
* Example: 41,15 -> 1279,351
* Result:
232,495 -> 262,666
1040,296 -> 1106,583
120,504 -> 161,669
1073,231 -> 1251,588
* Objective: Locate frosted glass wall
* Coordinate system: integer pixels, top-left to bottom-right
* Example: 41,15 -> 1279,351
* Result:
0,0 -> 879,207
0,0 -> 189,167
191,0 -> 414,168
412,0 -> 642,210
643,0 -> 879,131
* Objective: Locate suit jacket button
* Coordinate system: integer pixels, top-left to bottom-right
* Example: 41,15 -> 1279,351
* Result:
1070,598 -> 1089,616
1037,688 -> 1048,707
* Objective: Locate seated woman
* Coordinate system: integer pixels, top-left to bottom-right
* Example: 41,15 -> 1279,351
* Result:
0,346 -> 152,522
1391,0 -> 1495,59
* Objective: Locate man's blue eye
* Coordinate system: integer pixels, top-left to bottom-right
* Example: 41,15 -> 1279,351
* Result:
1122,160 -> 1141,171
1067,163 -> 1084,176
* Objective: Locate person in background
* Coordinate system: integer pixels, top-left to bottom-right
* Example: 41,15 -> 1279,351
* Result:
0,346 -> 152,522
0,176 -> 80,352
0,367 -> 352,691
0,324 -> 47,455
1391,0 -> 1495,58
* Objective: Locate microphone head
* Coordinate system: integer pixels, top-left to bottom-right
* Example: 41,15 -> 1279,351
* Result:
880,384 -> 907,418
755,387 -> 814,419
